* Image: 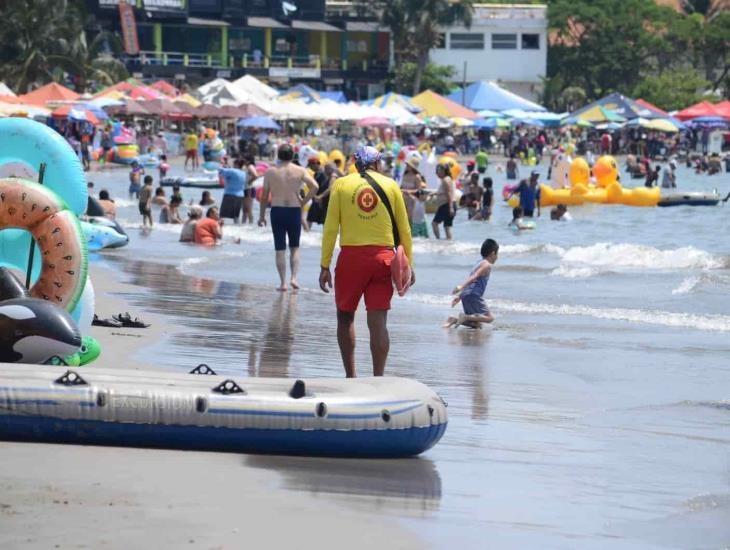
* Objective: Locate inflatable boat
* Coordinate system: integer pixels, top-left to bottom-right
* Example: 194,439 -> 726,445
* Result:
161,176 -> 222,189
657,191 -> 720,207
0,364 -> 447,457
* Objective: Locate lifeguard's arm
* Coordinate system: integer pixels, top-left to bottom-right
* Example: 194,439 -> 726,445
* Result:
536,186 -> 542,216
258,173 -> 271,223
391,185 -> 414,268
320,180 -> 341,269
300,169 -> 319,205
453,261 -> 490,293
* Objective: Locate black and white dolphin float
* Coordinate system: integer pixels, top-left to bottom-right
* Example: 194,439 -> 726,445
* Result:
0,268 -> 81,363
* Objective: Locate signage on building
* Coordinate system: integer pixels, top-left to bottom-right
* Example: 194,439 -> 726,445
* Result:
142,0 -> 186,12
174,74 -> 187,80
119,2 -> 140,55
269,67 -> 321,80
99,0 -> 135,8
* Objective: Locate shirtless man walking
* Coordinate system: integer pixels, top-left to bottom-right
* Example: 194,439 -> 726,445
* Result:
258,144 -> 318,291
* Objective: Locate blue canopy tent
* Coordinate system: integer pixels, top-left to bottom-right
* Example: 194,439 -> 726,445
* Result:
319,91 -> 347,103
279,84 -> 322,103
447,81 -> 546,112
568,92 -> 664,121
237,116 -> 281,130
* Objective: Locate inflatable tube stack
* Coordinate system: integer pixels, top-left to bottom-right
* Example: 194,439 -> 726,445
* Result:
0,118 -> 99,364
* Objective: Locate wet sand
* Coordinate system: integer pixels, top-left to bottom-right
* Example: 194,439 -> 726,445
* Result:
0,264 -> 429,549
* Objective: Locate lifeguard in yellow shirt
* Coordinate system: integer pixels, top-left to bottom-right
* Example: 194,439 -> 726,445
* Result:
319,146 -> 414,378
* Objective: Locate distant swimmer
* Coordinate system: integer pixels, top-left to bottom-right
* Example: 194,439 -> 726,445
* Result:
550,204 -> 572,221
508,206 -> 535,231
444,238 -> 499,329
258,143 -> 318,291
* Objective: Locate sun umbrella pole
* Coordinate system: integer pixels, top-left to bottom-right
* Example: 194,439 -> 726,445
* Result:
25,162 -> 46,289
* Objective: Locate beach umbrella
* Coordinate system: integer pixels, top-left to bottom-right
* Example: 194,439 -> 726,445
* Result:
687,116 -> 729,128
423,115 -> 454,128
645,118 -> 680,133
451,117 -> 475,127
595,122 -> 624,130
51,105 -> 100,125
89,96 -> 124,109
237,115 -> 280,130
561,116 -> 593,127
476,109 -> 501,118
474,117 -> 510,129
106,100 -> 150,116
357,116 -> 392,127
19,82 -> 80,106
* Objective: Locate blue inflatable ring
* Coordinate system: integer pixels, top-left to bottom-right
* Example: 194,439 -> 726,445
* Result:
0,118 -> 87,215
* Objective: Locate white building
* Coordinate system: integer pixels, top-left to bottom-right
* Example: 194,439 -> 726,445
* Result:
430,4 -> 547,101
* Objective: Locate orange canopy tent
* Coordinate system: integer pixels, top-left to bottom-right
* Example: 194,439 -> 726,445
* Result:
411,90 -> 478,119
19,82 -> 79,106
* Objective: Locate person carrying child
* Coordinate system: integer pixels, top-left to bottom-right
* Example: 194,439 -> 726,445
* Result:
444,238 -> 499,328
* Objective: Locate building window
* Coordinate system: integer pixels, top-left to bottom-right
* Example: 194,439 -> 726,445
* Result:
435,33 -> 446,49
492,33 -> 517,50
522,34 -> 540,50
450,33 -> 484,50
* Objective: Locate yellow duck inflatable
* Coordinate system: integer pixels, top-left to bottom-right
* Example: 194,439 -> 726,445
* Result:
508,155 -> 660,208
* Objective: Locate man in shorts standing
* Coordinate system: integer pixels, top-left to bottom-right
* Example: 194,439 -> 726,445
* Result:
184,129 -> 199,171
319,146 -> 414,378
258,144 -> 318,291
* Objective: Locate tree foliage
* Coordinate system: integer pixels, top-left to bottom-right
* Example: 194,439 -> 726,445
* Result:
364,0 -> 475,95
0,0 -> 128,93
389,62 -> 457,96
545,0 -> 729,110
632,69 -> 709,111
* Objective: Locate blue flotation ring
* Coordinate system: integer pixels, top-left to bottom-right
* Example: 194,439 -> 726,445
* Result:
0,118 -> 86,215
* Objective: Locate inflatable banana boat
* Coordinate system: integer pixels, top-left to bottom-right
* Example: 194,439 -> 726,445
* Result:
0,364 -> 448,457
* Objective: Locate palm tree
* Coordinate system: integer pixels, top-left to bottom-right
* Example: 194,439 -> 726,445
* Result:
0,0 -> 128,94
0,0 -> 80,93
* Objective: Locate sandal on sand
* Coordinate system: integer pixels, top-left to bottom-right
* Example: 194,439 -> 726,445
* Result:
92,314 -> 122,328
113,312 -> 150,328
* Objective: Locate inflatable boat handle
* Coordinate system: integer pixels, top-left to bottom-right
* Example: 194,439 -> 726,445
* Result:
212,379 -> 245,395
289,380 -> 306,399
189,363 -> 217,375
54,370 -> 88,387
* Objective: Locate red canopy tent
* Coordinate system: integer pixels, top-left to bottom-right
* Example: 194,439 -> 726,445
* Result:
675,101 -> 723,121
20,82 -> 80,106
713,100 -> 730,119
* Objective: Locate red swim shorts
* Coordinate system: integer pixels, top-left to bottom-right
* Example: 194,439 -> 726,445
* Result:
186,149 -> 198,159
335,246 -> 394,312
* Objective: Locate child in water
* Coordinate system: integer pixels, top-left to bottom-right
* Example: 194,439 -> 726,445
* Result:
129,160 -> 145,199
444,238 -> 499,329
508,206 -> 535,230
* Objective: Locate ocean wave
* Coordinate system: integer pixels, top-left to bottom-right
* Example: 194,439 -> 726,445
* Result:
551,265 -> 602,279
559,243 -> 726,271
672,276 -> 702,295
404,293 -> 730,332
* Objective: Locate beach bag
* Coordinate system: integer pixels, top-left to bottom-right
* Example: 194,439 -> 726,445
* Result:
360,171 -> 411,296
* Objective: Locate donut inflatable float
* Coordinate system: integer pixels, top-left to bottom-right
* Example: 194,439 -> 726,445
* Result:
0,178 -> 87,310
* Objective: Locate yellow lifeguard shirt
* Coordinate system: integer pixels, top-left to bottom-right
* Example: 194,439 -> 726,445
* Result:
320,170 -> 413,269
